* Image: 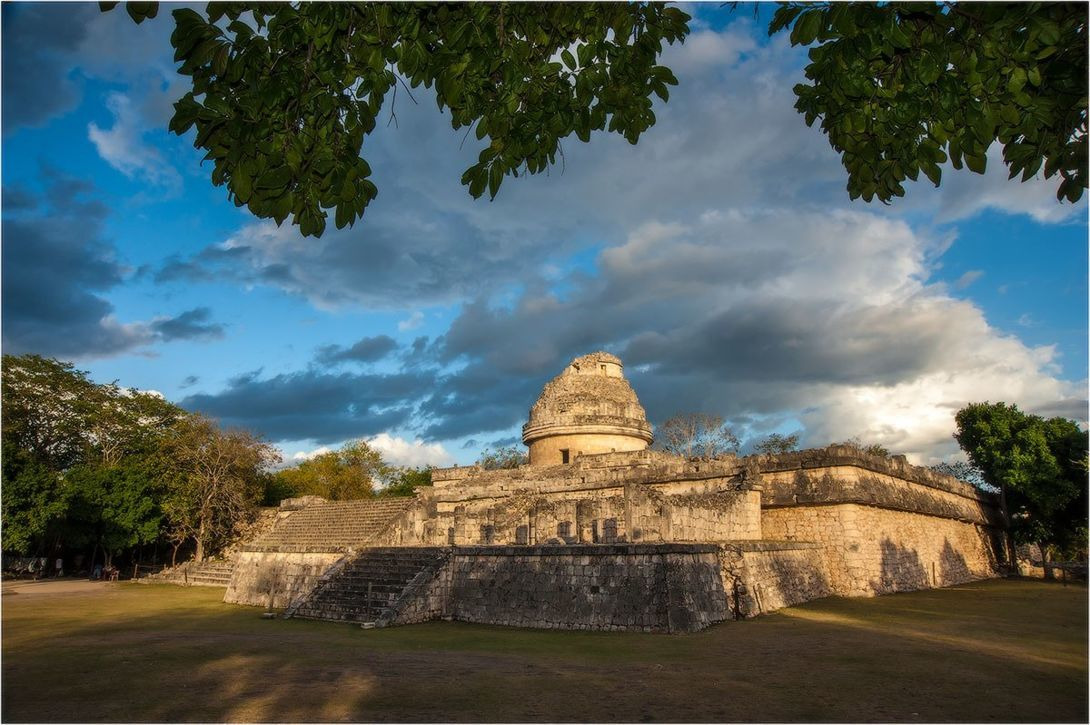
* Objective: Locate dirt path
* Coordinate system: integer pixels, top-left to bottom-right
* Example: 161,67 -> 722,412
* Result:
2,578 -> 118,596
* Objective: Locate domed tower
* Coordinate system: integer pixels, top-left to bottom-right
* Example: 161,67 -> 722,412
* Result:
522,352 -> 654,466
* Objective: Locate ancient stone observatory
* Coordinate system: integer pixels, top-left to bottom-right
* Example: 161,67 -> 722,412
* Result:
521,352 -> 654,466
225,352 -> 1007,633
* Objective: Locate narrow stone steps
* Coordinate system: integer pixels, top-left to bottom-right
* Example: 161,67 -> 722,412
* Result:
285,547 -> 447,624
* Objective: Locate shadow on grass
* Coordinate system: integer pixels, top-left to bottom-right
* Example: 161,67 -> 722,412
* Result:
2,580 -> 1086,722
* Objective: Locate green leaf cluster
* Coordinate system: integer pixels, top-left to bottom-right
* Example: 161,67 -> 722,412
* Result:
110,2 -> 688,237
1,354 -> 274,566
954,402 -> 1088,558
1,355 -> 184,561
477,445 -> 529,470
752,432 -> 800,455
271,439 -> 389,500
774,2 -> 1087,203
379,466 -> 433,498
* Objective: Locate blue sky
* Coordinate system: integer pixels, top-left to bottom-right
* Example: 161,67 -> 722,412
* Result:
3,3 -> 1086,467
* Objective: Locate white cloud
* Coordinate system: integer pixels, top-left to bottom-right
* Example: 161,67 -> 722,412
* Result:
428,208 -> 1083,463
291,446 -> 332,462
398,311 -> 424,331
954,270 -> 984,289
366,433 -> 453,468
88,93 -> 181,190
134,16 -> 1084,464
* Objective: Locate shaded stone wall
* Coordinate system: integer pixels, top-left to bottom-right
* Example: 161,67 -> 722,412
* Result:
380,542 -> 829,631
388,544 -> 729,633
225,550 -> 345,608
761,503 -> 1002,596
718,542 -> 832,617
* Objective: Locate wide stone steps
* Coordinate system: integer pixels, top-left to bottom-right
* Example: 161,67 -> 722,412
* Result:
150,559 -> 236,587
288,547 -> 447,624
252,499 -> 415,551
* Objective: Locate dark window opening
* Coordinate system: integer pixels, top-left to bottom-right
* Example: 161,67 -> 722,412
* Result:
560,449 -> 570,464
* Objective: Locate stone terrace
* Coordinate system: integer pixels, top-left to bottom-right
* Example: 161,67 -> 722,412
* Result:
248,499 -> 415,552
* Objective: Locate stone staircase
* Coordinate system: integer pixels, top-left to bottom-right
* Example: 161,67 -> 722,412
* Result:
151,558 -> 236,587
286,547 -> 448,624
251,499 -> 416,551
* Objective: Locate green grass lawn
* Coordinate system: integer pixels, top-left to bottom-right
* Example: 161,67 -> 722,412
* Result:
2,578 -> 1086,722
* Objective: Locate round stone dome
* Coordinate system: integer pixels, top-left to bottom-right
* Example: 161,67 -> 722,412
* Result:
521,352 -> 654,466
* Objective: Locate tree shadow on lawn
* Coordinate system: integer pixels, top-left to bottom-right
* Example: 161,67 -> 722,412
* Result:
1,581 -> 1087,723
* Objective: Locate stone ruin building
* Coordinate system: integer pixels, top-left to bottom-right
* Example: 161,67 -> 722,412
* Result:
225,352 -> 1006,632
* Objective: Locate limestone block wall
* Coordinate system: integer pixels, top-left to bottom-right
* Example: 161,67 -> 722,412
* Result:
757,449 -> 1003,528
717,542 -> 832,617
225,550 -> 345,608
387,544 -> 729,632
380,541 -> 831,631
761,503 -> 1002,596
374,484 -> 761,548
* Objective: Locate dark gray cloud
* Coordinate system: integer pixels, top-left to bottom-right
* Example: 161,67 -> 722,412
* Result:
1,3 -> 95,132
179,375 -> 200,389
151,307 -> 225,341
315,335 -> 398,366
402,208 -> 1081,463
180,369 -> 436,444
2,184 -> 38,211
1,173 -> 148,357
1,172 -> 227,358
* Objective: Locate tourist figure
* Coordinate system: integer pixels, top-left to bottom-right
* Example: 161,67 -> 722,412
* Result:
54,557 -> 63,577
92,563 -> 103,580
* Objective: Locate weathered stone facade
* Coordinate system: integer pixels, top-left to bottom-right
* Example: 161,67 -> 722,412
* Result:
223,352 -> 1006,632
522,352 -> 654,466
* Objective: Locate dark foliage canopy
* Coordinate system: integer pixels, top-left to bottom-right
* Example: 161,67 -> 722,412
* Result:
104,2 -> 1086,237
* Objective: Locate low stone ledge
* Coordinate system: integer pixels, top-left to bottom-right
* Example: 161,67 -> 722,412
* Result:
751,445 -> 998,504
761,495 -> 1003,527
718,540 -> 823,552
452,543 -> 720,557
242,544 -> 354,554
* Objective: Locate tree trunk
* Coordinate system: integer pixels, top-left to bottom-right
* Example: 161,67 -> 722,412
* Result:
195,519 -> 207,563
1040,542 -> 1054,580
999,481 -> 1019,575
171,542 -> 180,568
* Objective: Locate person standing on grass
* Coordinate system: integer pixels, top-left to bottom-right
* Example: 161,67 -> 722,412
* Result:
54,557 -> 63,578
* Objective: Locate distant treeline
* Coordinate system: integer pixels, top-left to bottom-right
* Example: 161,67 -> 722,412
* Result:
1,354 -> 431,573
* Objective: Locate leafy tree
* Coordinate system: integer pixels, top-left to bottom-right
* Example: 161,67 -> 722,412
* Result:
1,444 -> 68,555
656,413 -> 740,459
477,445 -> 529,470
162,414 -> 279,561
103,1 -> 688,237
928,460 -> 991,490
837,436 -> 891,458
753,432 -> 800,455
2,354 -> 100,470
380,467 -> 433,498
63,456 -> 170,568
272,440 -> 389,501
1,355 -> 185,561
261,470 -> 301,506
87,384 -> 185,466
954,402 -> 1088,571
103,1 -> 1086,238
772,2 -> 1087,203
